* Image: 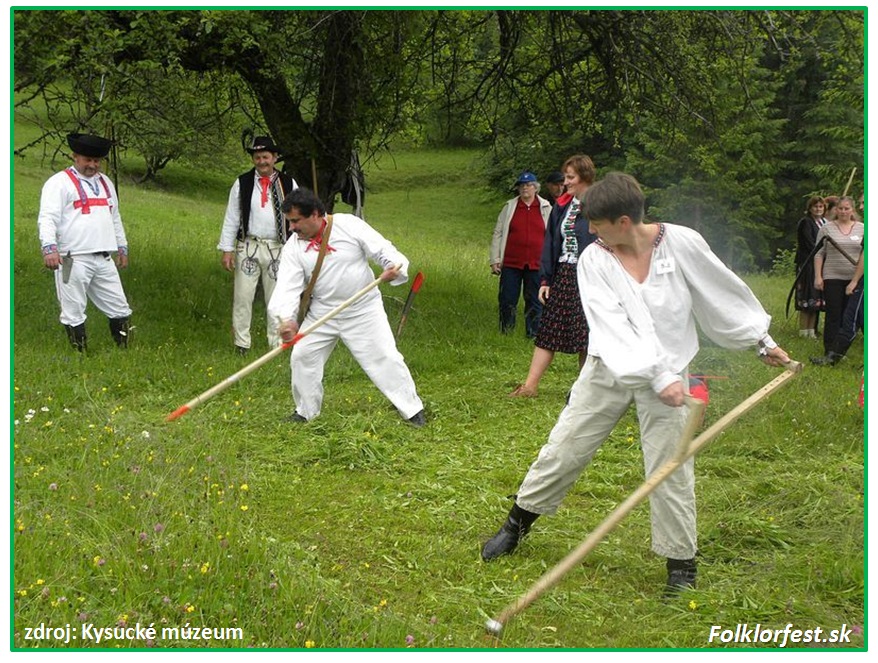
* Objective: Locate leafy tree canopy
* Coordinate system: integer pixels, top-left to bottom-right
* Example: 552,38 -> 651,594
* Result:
14,9 -> 863,268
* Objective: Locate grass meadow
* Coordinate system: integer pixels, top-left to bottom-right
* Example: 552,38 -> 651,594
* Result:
11,135 -> 865,651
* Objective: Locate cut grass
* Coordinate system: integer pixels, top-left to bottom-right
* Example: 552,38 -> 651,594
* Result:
11,139 -> 864,650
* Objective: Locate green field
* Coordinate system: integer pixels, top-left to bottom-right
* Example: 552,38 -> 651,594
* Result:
12,138 -> 864,650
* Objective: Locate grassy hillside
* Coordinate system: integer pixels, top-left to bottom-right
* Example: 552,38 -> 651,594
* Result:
11,134 -> 864,650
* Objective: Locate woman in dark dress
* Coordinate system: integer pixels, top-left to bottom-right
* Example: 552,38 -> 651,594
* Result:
510,154 -> 596,397
794,196 -> 827,338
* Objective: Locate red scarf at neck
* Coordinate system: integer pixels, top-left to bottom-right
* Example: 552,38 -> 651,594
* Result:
259,175 -> 272,207
305,219 -> 336,253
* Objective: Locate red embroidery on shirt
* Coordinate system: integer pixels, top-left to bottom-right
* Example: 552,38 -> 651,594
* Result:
64,168 -> 113,215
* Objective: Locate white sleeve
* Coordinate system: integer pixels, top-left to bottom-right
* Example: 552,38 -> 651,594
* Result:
217,180 -> 241,251
37,175 -> 63,249
267,243 -> 308,323
352,216 -> 409,286
674,227 -> 772,349
106,178 -> 128,249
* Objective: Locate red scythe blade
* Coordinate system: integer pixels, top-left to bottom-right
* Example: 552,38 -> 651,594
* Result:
396,271 -> 425,338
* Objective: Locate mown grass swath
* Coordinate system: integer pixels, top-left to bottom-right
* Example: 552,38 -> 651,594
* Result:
12,132 -> 864,649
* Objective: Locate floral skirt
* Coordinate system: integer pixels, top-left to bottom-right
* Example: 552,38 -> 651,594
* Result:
534,261 -> 588,354
794,262 -> 824,311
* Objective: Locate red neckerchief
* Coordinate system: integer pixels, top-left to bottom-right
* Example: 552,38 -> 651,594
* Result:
304,219 -> 336,253
555,191 -> 574,208
259,175 -> 273,207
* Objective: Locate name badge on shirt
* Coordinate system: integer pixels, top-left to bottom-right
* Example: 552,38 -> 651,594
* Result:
851,235 -> 862,243
655,257 -> 676,275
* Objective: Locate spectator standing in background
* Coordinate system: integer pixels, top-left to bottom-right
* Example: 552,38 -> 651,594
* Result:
37,133 -> 133,352
542,171 -> 566,207
793,196 -> 827,338
813,196 -> 864,356
218,136 -> 298,355
490,172 -> 552,338
509,155 -> 596,397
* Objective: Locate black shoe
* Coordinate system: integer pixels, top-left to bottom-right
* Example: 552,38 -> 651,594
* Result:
406,410 -> 426,428
236,346 -> 249,356
109,317 -> 130,348
287,412 -> 307,423
481,503 -> 540,561
64,323 -> 87,353
811,352 -> 843,366
664,558 -> 697,595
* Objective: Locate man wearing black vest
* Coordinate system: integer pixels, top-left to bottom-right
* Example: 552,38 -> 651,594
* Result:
218,136 -> 298,354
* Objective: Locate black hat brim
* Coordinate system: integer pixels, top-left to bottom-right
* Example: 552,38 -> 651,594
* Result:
67,133 -> 113,158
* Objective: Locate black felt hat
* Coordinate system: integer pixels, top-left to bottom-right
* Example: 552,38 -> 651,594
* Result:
67,133 -> 113,158
246,136 -> 282,155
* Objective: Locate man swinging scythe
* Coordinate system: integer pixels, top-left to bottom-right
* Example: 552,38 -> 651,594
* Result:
269,188 -> 427,427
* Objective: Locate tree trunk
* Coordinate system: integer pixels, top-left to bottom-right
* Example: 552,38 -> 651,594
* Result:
307,11 -> 366,213
234,13 -> 363,212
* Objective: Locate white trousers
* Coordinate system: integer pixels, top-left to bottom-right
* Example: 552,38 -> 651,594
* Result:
233,238 -> 282,349
290,299 -> 424,421
516,356 -> 697,560
55,252 -> 132,326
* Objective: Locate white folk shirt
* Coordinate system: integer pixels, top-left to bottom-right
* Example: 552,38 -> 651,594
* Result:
268,213 -> 409,323
217,174 -> 282,251
38,168 -> 127,255
579,223 -> 772,395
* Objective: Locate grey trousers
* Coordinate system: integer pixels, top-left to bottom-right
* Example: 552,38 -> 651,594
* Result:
516,356 -> 697,560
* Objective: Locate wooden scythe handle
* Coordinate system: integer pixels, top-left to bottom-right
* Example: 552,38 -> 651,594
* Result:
488,361 -> 803,637
166,271 -> 395,422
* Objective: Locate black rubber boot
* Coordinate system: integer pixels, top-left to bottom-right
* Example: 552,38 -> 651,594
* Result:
64,323 -> 87,352
109,317 -> 130,348
481,503 -> 540,561
810,351 -> 844,366
665,557 -> 697,595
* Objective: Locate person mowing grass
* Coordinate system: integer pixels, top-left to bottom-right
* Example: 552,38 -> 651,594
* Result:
269,188 -> 426,427
481,172 -> 791,594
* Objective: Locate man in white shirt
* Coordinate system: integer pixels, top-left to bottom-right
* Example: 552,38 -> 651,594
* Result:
218,136 -> 298,354
481,172 -> 790,594
38,133 -> 132,352
268,188 -> 425,427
